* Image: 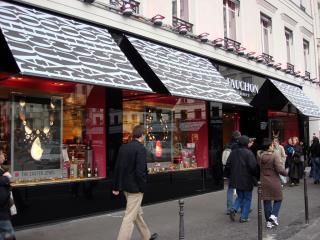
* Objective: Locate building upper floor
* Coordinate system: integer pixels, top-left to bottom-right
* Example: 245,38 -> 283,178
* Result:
8,0 -> 320,88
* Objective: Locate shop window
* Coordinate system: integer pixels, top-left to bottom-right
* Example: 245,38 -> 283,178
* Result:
223,0 -> 240,41
122,92 -> 208,173
260,13 -> 272,55
0,78 -> 106,185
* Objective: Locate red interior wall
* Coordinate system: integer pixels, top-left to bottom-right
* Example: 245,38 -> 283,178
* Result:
85,87 -> 106,178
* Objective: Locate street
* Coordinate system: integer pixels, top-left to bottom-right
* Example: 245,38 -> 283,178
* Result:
15,175 -> 320,240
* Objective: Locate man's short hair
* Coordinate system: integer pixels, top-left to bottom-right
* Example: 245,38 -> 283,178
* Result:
132,125 -> 145,139
231,131 -> 241,140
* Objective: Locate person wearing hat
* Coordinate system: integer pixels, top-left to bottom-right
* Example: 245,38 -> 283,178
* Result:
257,138 -> 288,229
228,135 -> 258,223
223,131 -> 241,215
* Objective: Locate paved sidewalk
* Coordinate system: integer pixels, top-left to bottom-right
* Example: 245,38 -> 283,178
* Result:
16,178 -> 320,240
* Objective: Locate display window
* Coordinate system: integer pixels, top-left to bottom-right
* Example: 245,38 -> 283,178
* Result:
122,91 -> 209,173
0,77 -> 106,185
268,111 -> 299,144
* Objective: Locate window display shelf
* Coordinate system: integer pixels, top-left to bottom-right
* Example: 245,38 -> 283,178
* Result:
11,177 -> 104,188
148,166 -> 205,175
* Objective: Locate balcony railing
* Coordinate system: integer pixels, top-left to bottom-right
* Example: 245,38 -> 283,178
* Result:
110,0 -> 140,14
304,71 -> 311,80
285,63 -> 295,74
256,53 -> 274,66
172,17 -> 193,33
224,37 -> 241,51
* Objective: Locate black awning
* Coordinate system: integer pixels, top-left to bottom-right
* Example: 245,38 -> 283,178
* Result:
0,2 -> 152,92
269,79 -> 320,118
124,35 -> 249,106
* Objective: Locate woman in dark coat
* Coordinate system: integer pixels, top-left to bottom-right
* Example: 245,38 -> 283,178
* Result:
0,146 -> 15,239
258,139 -> 288,229
309,137 -> 320,184
289,137 -> 304,185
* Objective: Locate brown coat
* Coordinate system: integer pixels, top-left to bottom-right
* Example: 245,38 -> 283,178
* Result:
258,150 -> 288,200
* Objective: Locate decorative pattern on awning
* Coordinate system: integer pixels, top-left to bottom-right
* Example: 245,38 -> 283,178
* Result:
127,36 -> 249,105
270,79 -> 320,118
0,2 -> 152,92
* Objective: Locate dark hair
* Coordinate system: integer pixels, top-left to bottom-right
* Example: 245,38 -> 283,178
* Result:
261,138 -> 273,151
0,144 -> 3,153
132,125 -> 145,139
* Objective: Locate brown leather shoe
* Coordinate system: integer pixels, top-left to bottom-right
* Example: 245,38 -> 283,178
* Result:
150,233 -> 158,240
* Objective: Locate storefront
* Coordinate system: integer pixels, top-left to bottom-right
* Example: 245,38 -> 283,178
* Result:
217,64 -> 320,147
0,1 -> 251,227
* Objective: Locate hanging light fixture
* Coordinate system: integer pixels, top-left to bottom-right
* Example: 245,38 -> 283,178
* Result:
151,14 -> 165,26
197,33 -> 209,42
83,0 -> 95,3
177,24 -> 188,35
121,1 -> 134,16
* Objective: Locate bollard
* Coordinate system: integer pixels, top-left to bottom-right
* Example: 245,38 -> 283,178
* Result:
257,181 -> 263,240
179,199 -> 185,240
303,170 -> 309,224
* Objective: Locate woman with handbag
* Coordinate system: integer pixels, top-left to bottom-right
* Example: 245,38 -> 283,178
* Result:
0,146 -> 15,239
257,139 -> 288,229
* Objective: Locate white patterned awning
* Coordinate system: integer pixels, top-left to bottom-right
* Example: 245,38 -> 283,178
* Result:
0,2 -> 152,92
270,79 -> 320,118
126,36 -> 249,106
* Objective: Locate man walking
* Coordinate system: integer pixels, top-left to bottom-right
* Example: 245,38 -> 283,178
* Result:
223,131 -> 241,215
113,125 -> 158,240
228,135 -> 258,223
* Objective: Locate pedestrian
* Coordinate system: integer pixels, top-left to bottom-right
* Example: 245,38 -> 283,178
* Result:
308,136 -> 317,178
273,138 -> 287,186
222,130 -> 241,215
228,135 -> 258,223
309,137 -> 320,184
0,146 -> 15,239
257,138 -> 288,229
112,125 -> 158,240
288,137 -> 304,186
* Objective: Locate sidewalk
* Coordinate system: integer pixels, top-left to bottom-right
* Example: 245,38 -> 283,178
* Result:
16,178 -> 320,240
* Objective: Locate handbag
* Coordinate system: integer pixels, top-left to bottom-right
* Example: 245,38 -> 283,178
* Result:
9,192 -> 17,216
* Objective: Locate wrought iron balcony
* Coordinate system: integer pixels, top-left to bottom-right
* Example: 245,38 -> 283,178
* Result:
256,53 -> 274,66
285,63 -> 295,75
172,17 -> 193,34
304,71 -> 311,80
110,0 -> 140,14
223,37 -> 241,51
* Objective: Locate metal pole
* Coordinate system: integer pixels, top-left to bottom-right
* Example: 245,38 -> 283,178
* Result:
303,170 -> 309,224
257,181 -> 263,240
179,199 -> 185,240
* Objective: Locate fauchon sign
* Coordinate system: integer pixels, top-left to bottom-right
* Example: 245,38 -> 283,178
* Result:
226,77 -> 259,98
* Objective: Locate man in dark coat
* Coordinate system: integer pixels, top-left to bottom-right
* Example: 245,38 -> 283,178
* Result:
223,131 -> 241,214
112,125 -> 158,240
228,135 -> 258,222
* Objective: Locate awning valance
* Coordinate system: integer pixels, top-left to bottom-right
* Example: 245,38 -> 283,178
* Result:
125,36 -> 249,106
0,2 -> 152,92
270,79 -> 320,118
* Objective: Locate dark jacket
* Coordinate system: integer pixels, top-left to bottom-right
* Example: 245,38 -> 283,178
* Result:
228,136 -> 258,191
113,140 -> 148,193
0,168 -> 11,220
309,141 -> 320,158
258,150 -> 287,200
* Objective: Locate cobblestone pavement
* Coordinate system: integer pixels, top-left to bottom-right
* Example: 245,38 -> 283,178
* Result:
16,177 -> 320,240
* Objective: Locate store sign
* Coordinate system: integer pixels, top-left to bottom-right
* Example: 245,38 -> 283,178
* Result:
226,78 -> 259,98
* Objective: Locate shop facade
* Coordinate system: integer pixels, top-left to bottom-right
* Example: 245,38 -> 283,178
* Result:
0,1 -> 252,227
217,63 -> 320,149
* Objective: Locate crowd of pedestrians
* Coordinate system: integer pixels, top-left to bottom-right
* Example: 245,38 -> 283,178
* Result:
222,131 -> 319,230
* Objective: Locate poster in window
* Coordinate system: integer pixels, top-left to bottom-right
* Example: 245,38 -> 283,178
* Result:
11,94 -> 63,181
